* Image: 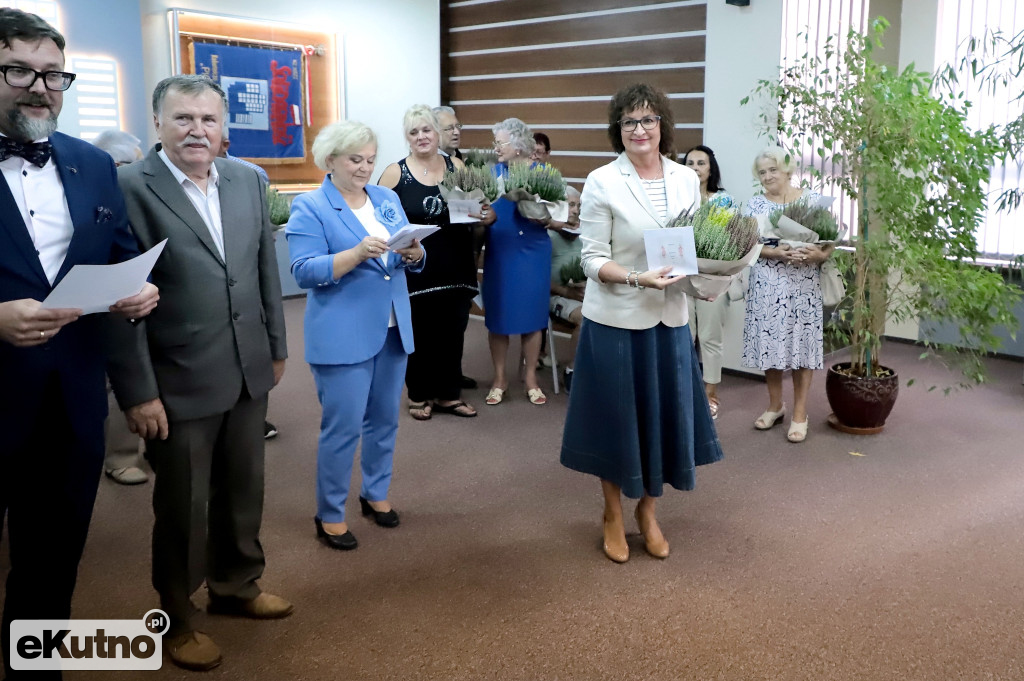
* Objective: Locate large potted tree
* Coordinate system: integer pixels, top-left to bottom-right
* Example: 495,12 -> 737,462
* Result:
743,18 -> 1021,433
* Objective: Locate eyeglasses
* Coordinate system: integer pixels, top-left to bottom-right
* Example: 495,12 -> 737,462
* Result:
618,115 -> 661,132
493,140 -> 511,149
0,65 -> 77,92
443,124 -> 464,132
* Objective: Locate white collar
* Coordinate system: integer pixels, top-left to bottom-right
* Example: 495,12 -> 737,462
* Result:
158,147 -> 219,188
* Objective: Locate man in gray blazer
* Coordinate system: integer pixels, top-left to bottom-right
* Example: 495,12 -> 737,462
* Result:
107,75 -> 291,672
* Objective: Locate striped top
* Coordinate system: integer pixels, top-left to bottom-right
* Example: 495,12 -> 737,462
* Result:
641,178 -> 668,222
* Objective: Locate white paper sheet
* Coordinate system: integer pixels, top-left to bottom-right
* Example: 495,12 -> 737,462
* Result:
387,224 -> 441,250
446,198 -> 483,224
643,227 -> 698,277
816,195 -> 837,209
41,239 -> 167,314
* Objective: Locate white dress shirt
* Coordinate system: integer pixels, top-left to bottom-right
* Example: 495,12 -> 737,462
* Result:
158,149 -> 225,261
351,198 -> 397,327
0,134 -> 74,284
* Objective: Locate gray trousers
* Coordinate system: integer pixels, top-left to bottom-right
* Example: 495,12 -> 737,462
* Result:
145,391 -> 268,634
104,379 -> 143,471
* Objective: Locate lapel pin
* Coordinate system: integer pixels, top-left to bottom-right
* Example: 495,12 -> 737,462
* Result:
68,166 -> 78,174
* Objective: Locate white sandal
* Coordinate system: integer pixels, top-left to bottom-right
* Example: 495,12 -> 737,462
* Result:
754,404 -> 786,430
787,418 -> 809,443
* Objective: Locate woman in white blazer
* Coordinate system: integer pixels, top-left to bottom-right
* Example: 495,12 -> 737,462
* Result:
559,84 -> 723,564
286,121 -> 424,551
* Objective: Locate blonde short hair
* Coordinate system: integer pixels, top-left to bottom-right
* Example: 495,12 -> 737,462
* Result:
403,104 -> 441,137
312,121 -> 377,170
752,145 -> 797,178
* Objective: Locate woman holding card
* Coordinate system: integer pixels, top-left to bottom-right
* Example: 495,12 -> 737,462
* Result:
559,83 -> 724,564
379,105 -> 495,420
741,146 -> 833,444
286,121 -> 424,550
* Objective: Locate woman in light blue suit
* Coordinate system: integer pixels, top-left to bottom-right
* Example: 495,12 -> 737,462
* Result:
286,121 -> 424,551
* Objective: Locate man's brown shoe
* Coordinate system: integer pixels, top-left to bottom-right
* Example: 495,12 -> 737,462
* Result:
208,592 -> 294,619
166,631 -> 221,671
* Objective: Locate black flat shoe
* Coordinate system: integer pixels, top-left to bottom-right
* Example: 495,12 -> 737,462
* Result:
359,497 -> 400,528
314,517 -> 357,550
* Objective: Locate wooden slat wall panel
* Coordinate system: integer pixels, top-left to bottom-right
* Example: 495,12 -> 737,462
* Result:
452,35 -> 705,77
449,0 -> 657,28
451,67 -> 704,101
449,6 -> 706,53
461,129 -> 704,162
443,1 -> 707,184
456,99 -> 703,127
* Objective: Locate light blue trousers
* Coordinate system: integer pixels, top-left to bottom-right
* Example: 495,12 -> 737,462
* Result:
310,327 -> 408,523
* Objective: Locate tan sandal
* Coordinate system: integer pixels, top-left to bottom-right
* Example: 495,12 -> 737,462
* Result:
787,419 -> 808,443
408,401 -> 432,421
527,387 -> 547,405
754,404 -> 786,430
708,396 -> 720,420
485,387 -> 506,405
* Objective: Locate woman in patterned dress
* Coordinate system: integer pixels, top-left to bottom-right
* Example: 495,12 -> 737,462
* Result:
741,146 -> 834,443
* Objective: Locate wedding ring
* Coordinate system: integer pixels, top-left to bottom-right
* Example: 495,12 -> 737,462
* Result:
40,330 -> 45,337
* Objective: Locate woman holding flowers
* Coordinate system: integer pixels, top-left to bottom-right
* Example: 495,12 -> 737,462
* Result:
378,105 -> 495,420
741,146 -> 833,443
682,145 -> 734,419
286,121 -> 424,550
560,83 -> 723,564
482,117 -> 552,406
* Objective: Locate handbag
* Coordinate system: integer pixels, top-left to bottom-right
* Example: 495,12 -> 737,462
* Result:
820,258 -> 846,307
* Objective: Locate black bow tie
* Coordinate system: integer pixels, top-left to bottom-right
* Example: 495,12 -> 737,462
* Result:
0,137 -> 53,168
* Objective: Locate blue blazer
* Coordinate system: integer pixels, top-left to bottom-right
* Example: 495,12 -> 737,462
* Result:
0,132 -> 139,445
286,178 -> 423,366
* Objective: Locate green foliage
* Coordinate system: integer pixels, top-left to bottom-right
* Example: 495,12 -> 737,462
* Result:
440,165 -> 500,202
743,18 -> 1022,386
667,202 -> 759,261
504,163 -> 567,202
559,256 -> 585,285
462,148 -> 498,168
935,27 -> 1024,213
266,186 -> 291,227
769,201 -> 840,241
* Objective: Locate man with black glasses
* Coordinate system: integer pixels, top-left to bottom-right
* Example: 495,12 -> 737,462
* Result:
0,9 -> 158,679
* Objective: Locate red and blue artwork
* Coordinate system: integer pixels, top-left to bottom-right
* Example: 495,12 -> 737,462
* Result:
193,41 -> 304,160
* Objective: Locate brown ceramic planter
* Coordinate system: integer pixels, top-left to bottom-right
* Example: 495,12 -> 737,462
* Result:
825,362 -> 899,432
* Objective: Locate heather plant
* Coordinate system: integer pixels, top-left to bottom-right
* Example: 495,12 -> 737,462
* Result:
267,186 -> 291,227
769,201 -> 841,242
462,148 -> 498,168
440,164 -> 500,202
504,163 -> 567,202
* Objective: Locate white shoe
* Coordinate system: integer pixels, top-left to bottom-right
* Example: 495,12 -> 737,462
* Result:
105,466 -> 149,485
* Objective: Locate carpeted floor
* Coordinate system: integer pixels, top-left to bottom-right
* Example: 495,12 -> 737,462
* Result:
4,296 -> 1024,680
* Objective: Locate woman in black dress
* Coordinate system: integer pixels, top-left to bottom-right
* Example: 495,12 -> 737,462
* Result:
378,105 -> 495,420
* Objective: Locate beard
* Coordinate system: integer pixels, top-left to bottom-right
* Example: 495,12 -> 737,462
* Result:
4,103 -> 59,142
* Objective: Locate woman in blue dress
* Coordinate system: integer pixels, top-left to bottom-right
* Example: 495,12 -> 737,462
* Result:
482,118 -> 552,406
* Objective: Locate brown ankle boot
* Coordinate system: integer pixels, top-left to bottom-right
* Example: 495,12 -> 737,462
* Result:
166,631 -> 222,671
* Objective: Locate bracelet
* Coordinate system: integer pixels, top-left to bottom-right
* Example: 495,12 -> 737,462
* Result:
626,270 -> 638,288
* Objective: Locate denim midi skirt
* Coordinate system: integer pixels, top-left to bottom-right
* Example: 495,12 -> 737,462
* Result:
560,319 -> 723,499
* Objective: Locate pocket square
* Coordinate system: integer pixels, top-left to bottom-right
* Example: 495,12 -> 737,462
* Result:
95,206 -> 113,223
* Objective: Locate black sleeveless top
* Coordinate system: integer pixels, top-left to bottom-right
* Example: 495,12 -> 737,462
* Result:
393,157 -> 478,297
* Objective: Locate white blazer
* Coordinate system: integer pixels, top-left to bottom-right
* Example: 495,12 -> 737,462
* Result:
579,153 -> 701,330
